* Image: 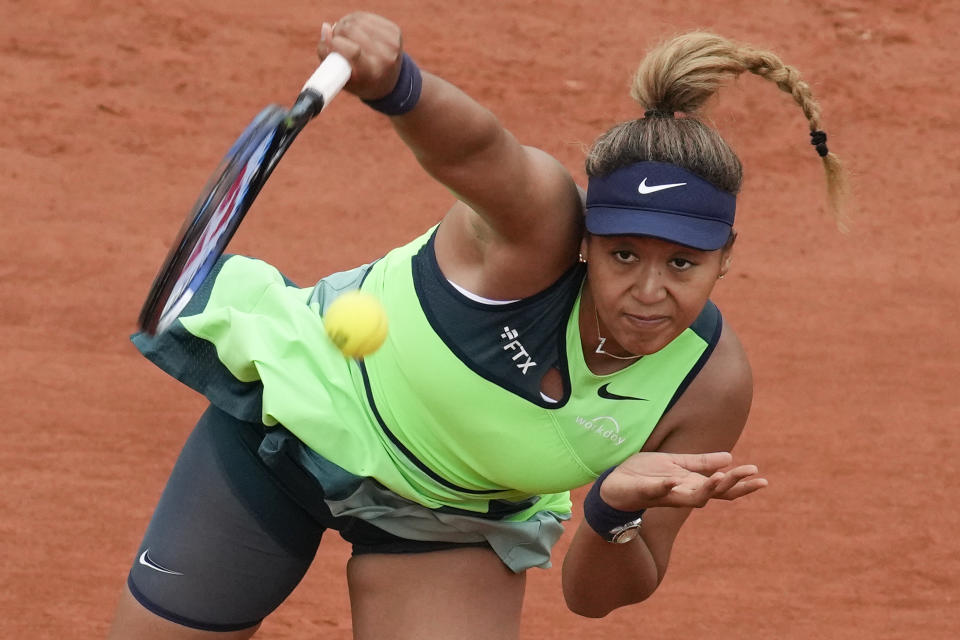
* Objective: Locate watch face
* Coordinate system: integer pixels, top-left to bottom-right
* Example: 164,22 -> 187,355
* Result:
610,525 -> 641,544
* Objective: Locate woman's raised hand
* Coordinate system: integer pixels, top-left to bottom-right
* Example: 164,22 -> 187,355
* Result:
317,12 -> 404,102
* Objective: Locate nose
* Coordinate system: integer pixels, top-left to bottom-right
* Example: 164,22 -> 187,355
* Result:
632,263 -> 668,304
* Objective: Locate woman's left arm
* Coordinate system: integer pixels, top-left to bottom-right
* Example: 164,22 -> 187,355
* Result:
561,324 -> 765,617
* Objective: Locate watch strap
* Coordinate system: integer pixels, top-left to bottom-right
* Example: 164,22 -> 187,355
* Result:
583,467 -> 646,542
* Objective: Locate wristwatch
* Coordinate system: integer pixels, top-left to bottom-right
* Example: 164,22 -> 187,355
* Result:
607,515 -> 644,543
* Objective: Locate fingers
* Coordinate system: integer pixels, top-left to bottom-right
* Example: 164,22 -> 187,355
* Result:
319,21 -> 334,46
714,475 -> 769,501
318,25 -> 362,63
666,470 -> 725,508
667,451 -> 734,474
712,464 -> 758,494
343,12 -> 405,52
663,465 -> 767,508
316,12 -> 404,100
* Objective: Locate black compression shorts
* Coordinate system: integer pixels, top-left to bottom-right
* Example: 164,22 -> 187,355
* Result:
126,405 -> 487,632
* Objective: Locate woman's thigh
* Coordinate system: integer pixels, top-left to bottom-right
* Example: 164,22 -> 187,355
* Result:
114,405 -> 326,635
346,547 -> 527,640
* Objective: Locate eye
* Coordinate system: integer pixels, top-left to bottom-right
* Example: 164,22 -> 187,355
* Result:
669,257 -> 696,270
613,250 -> 637,262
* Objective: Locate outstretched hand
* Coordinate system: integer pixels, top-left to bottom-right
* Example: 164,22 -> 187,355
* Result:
600,451 -> 768,511
316,12 -> 405,102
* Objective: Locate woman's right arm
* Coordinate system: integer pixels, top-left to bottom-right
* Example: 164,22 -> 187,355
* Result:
317,13 -> 583,297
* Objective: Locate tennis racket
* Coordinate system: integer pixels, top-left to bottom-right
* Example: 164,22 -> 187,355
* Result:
137,53 -> 352,335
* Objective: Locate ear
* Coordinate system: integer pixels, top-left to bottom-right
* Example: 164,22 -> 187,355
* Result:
720,253 -> 733,275
579,236 -> 589,263
718,230 -> 737,277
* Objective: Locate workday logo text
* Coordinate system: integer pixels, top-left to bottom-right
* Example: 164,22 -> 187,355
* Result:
576,415 -> 625,446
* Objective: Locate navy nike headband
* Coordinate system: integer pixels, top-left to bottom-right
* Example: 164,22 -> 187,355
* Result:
585,161 -> 736,250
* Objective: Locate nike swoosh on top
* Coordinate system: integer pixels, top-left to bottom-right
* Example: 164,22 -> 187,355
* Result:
139,550 -> 184,576
637,178 -> 687,195
597,383 -> 648,402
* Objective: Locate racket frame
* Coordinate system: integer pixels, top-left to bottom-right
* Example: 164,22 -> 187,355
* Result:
137,53 -> 351,335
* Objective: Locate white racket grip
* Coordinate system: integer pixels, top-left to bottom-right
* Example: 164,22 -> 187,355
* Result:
302,52 -> 352,110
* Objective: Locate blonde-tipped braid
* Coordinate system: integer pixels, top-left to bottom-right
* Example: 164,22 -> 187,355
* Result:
587,32 -> 848,229
733,43 -> 848,229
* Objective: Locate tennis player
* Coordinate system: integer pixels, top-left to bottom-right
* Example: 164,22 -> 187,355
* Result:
108,11 -> 844,640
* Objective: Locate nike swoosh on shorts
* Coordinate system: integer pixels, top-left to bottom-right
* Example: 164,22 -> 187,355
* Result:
138,549 -> 184,576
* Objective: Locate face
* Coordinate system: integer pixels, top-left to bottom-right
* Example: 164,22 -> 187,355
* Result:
581,234 -> 733,357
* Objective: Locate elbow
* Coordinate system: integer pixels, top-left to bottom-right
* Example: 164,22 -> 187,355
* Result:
564,597 -> 614,619
560,527 -> 665,617
562,583 -> 657,618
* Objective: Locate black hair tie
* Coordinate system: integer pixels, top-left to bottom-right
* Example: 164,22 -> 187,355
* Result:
810,130 -> 829,157
644,109 -> 674,119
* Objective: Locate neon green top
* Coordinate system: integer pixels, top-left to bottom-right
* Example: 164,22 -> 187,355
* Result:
134,227 -> 721,522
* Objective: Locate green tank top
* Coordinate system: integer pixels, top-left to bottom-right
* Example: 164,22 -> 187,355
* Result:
360,227 -> 721,499
133,226 -> 720,519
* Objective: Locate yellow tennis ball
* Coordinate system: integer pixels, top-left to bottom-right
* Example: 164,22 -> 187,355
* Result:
323,290 -> 388,358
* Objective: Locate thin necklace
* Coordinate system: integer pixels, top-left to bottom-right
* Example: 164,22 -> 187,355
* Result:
594,309 -> 643,360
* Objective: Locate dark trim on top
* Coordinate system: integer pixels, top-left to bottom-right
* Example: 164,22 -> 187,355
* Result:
663,301 -> 723,413
356,359 -> 503,496
414,230 -> 581,409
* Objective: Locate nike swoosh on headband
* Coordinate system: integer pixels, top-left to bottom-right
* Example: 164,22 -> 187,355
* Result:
139,549 -> 184,576
597,383 -> 648,402
637,178 -> 687,195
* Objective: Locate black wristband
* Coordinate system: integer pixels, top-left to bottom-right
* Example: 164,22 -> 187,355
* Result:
583,467 -> 646,541
362,52 -> 422,116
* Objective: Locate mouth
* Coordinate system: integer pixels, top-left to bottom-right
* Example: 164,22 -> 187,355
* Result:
623,312 -> 669,329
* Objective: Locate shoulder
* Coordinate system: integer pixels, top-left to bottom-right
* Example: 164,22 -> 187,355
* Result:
695,319 -> 753,409
434,146 -> 584,299
654,320 -> 754,454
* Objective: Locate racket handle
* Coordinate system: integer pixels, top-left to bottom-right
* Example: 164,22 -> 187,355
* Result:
302,52 -> 352,111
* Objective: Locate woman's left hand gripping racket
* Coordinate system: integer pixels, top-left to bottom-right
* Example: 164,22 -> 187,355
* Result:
137,53 -> 352,335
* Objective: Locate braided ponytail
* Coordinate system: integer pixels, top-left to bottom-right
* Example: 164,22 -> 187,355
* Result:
586,32 -> 848,229
732,43 -> 848,228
